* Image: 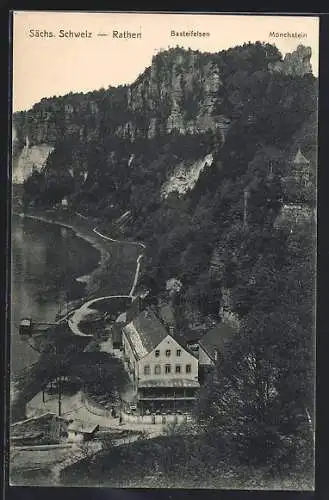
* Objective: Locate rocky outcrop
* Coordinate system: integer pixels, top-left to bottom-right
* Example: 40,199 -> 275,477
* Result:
161,153 -> 214,199
126,49 -> 227,137
268,45 -> 313,77
12,128 -> 54,184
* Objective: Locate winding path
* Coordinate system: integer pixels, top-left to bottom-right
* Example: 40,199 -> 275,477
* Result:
64,215 -> 145,338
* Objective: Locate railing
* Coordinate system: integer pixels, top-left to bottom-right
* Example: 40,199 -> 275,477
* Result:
82,392 -> 118,418
121,411 -> 194,425
138,396 -> 196,400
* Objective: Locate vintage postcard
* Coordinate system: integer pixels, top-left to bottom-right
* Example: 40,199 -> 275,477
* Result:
10,11 -> 318,489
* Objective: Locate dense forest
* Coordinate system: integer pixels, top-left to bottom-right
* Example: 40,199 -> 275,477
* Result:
13,42 -> 317,484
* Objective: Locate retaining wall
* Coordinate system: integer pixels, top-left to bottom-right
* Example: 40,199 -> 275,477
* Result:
121,412 -> 193,425
81,392 -> 116,419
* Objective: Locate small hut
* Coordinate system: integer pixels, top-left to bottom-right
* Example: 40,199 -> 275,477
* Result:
67,420 -> 99,442
19,318 -> 33,336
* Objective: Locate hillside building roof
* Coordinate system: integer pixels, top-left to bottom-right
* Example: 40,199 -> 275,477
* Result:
292,147 -> 310,165
199,322 -> 236,362
67,420 -> 99,434
122,308 -> 169,360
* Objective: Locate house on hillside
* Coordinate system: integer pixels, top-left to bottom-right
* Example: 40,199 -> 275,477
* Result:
288,147 -> 312,188
10,413 -> 68,446
198,322 -> 236,379
67,420 -> 99,442
121,307 -> 199,415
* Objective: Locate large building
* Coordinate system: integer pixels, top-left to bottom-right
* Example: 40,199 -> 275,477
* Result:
121,308 -> 199,414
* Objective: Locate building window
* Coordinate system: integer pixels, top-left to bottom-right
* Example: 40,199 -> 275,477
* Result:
165,349 -> 171,357
186,364 -> 191,374
155,350 -> 160,357
176,349 -> 181,357
154,365 -> 161,375
144,365 -> 150,375
165,364 -> 171,374
175,365 -> 181,374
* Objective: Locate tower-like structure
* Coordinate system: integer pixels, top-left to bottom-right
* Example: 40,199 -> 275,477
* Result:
291,146 -> 311,187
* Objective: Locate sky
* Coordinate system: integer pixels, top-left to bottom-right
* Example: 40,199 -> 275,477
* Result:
12,11 -> 319,112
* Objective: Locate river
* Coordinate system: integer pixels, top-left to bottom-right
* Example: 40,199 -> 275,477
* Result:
10,215 -> 100,377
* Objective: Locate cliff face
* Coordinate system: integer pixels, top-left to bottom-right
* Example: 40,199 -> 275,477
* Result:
13,43 -> 315,171
12,128 -> 54,183
14,44 -> 284,185
127,51 -> 225,136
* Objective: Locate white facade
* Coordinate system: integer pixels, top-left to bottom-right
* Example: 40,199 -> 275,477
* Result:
137,335 -> 198,383
198,345 -> 214,367
122,332 -> 198,384
67,430 -> 85,442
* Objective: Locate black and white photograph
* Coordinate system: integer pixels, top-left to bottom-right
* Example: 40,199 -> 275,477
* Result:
10,11 -> 318,489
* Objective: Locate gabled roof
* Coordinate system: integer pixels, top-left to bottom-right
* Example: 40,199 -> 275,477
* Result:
292,147 -> 310,165
67,420 -> 99,434
122,308 -> 168,360
116,312 -> 127,324
199,322 -> 236,362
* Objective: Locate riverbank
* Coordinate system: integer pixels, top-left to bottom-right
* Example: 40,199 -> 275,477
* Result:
13,210 -> 107,292
11,208 -> 145,422
14,208 -> 144,298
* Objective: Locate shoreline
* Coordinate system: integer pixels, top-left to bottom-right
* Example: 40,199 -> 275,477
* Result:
13,211 -> 110,290
11,210 -> 145,415
10,211 -> 110,413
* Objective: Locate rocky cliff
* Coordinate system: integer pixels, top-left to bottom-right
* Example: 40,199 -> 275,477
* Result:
268,44 -> 313,77
12,43 -> 287,185
13,43 -> 316,189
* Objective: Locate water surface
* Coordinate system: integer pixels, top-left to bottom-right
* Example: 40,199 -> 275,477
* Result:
11,215 -> 100,377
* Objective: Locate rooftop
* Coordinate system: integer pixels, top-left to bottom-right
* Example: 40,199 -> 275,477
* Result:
123,308 -> 169,360
116,312 -> 127,323
67,420 -> 99,434
292,147 -> 310,165
199,322 -> 236,362
20,319 -> 32,326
